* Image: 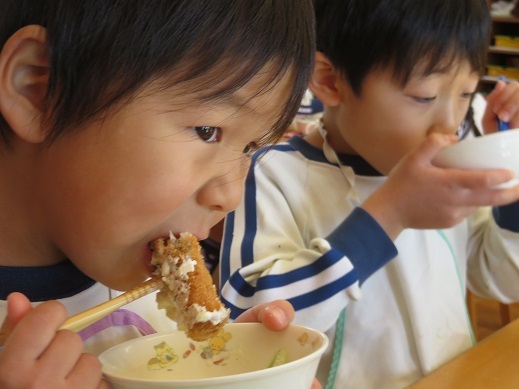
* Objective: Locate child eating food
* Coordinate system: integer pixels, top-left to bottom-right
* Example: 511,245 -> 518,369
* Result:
0,1 -> 315,387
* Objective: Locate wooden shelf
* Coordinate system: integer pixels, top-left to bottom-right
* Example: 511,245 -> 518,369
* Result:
492,16 -> 519,23
479,5 -> 519,93
488,45 -> 519,54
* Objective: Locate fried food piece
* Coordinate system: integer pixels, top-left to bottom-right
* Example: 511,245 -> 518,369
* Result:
151,232 -> 230,341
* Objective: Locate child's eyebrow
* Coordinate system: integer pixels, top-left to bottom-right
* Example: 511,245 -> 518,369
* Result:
220,82 -> 277,113
222,94 -> 256,113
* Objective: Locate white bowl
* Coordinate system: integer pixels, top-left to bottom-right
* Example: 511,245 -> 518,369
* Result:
434,129 -> 519,185
99,323 -> 328,389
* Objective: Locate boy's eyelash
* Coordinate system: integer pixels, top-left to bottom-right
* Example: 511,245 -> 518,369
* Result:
192,126 -> 222,143
190,126 -> 261,157
243,141 -> 259,156
413,96 -> 435,103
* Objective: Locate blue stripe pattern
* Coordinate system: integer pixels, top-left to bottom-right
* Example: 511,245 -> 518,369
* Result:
240,154 -> 260,268
223,248 -> 359,319
223,266 -> 358,319
240,143 -> 297,268
219,210 -> 235,289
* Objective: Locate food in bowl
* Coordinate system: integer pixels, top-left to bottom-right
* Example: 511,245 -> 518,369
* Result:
151,232 -> 230,341
434,129 -> 519,186
99,323 -> 329,389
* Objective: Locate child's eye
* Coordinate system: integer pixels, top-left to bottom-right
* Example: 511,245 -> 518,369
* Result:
461,92 -> 475,99
243,141 -> 259,156
193,126 -> 221,143
413,96 -> 436,104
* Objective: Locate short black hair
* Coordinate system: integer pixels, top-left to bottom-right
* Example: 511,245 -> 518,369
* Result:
0,0 -> 315,146
314,0 -> 490,95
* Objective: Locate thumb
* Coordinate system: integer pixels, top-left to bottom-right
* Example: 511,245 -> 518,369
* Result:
234,300 -> 294,331
0,292 -> 33,345
485,78 -> 506,107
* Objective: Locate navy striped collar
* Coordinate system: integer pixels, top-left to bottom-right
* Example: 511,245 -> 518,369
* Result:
287,135 -> 383,176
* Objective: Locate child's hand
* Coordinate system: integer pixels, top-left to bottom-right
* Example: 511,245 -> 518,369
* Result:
0,293 -> 108,388
362,133 -> 519,240
482,79 -> 519,133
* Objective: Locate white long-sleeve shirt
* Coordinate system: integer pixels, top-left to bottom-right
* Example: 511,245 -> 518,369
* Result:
220,134 -> 519,388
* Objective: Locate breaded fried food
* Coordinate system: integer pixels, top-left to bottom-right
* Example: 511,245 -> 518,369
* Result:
151,232 -> 230,341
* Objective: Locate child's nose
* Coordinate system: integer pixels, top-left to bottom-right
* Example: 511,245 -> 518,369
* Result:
431,109 -> 459,135
196,163 -> 249,213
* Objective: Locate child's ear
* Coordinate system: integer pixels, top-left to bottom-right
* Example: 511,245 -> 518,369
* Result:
0,25 -> 49,143
309,51 -> 342,107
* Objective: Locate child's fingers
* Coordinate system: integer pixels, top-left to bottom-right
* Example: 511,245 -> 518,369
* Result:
483,80 -> 519,130
505,86 -> 519,120
495,86 -> 519,124
485,79 -> 508,113
234,300 -> 294,331
485,79 -> 507,103
482,81 -> 505,132
0,301 -> 104,388
460,186 -> 519,209
37,329 -> 84,377
448,168 -> 516,190
5,300 -> 68,360
446,170 -> 519,207
5,292 -> 32,324
64,353 -> 105,388
0,292 -> 33,345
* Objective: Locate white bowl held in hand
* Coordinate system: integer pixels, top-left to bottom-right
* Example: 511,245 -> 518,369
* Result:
434,129 -> 519,186
99,323 -> 329,389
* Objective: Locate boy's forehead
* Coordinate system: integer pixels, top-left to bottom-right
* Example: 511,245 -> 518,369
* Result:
377,56 -> 479,89
141,65 -> 293,138
229,70 -> 292,109
184,69 -> 292,120
411,55 -> 478,79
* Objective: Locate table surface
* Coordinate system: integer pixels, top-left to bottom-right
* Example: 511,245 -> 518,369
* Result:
410,318 -> 519,389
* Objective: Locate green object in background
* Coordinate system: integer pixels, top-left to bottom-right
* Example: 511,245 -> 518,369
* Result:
268,348 -> 289,368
